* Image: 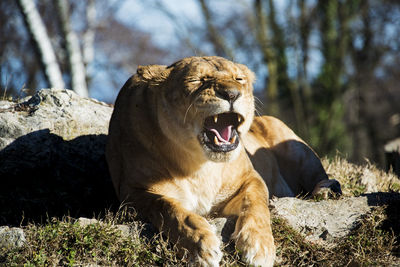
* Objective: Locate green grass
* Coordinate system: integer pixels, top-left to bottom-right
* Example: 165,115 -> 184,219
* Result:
1,157 -> 400,266
3,209 -> 182,266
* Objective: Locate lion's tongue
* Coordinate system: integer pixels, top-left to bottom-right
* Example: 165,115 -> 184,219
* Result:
209,125 -> 232,144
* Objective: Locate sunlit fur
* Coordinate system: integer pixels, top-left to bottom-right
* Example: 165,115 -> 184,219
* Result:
106,56 -> 339,267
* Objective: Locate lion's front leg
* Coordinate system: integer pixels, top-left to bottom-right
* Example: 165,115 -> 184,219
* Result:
221,174 -> 276,267
134,192 -> 222,267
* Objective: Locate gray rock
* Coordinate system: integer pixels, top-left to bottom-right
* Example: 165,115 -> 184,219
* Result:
0,226 -> 26,249
209,195 -> 390,246
0,89 -> 112,147
115,225 -> 131,237
361,168 -> 379,192
270,197 -> 372,244
78,217 -> 100,227
0,89 -> 117,225
77,217 -> 132,238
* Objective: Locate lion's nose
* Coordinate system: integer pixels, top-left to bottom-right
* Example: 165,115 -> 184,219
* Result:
216,88 -> 241,103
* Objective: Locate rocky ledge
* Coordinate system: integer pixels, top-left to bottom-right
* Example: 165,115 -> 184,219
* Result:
0,89 -> 399,251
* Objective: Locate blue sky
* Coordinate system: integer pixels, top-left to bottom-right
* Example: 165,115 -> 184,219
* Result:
92,0 -> 324,102
91,0 -> 203,101
117,0 -> 203,48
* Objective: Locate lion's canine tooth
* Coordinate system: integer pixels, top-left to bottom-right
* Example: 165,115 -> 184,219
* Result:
214,136 -> 220,145
238,116 -> 241,123
214,115 -> 218,123
230,135 -> 237,144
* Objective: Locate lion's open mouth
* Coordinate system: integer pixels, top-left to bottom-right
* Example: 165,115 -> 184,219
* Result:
202,112 -> 244,152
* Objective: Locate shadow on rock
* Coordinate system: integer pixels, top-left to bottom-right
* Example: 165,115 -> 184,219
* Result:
0,129 -> 118,226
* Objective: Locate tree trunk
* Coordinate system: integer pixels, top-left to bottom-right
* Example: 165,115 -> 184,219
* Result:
298,0 -> 314,130
312,0 -> 351,155
83,0 -> 96,84
16,0 -> 65,89
268,0 -> 307,137
254,0 -> 279,116
56,0 -> 89,97
198,0 -> 234,59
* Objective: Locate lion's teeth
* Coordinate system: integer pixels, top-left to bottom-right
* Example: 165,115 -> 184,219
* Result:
230,135 -> 237,144
214,115 -> 218,123
214,136 -> 220,145
238,116 -> 241,123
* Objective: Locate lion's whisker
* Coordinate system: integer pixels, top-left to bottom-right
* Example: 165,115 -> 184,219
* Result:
255,106 -> 262,117
254,96 -> 265,106
184,94 -> 201,124
184,102 -> 194,124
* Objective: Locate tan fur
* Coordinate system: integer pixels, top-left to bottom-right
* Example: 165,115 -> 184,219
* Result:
106,56 -> 340,267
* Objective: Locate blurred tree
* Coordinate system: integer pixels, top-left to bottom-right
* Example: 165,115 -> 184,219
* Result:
55,0 -> 89,97
198,0 -> 234,59
0,1 -> 40,96
309,0 -> 356,155
82,0 -> 96,76
2,0 -> 400,166
346,0 -> 400,164
16,0 -> 65,90
1,0 -> 171,100
253,0 -> 279,117
155,0 -> 400,165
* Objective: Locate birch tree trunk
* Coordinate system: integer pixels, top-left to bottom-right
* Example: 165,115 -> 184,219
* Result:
83,0 -> 96,77
16,0 -> 65,89
56,0 -> 89,97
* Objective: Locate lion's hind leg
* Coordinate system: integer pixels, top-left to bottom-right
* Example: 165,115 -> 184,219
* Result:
250,116 -> 342,198
311,179 -> 342,199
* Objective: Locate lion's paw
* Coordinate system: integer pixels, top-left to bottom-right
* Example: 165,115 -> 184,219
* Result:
234,228 -> 275,267
190,231 -> 222,267
311,179 -> 342,199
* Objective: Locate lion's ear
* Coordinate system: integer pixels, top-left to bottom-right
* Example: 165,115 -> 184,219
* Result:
245,69 -> 256,84
135,65 -> 170,84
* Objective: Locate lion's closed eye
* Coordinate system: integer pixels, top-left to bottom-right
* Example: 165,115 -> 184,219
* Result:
188,79 -> 202,84
235,76 -> 246,84
187,76 -> 215,84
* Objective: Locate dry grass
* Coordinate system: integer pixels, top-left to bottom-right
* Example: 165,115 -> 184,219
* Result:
322,156 -> 400,196
2,157 -> 400,266
3,209 -> 182,266
273,206 -> 398,266
2,208 -> 246,266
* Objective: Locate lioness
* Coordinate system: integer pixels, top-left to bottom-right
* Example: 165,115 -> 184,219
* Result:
106,56 -> 341,266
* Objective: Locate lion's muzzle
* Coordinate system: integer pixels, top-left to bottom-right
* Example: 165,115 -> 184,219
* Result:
202,112 -> 244,152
